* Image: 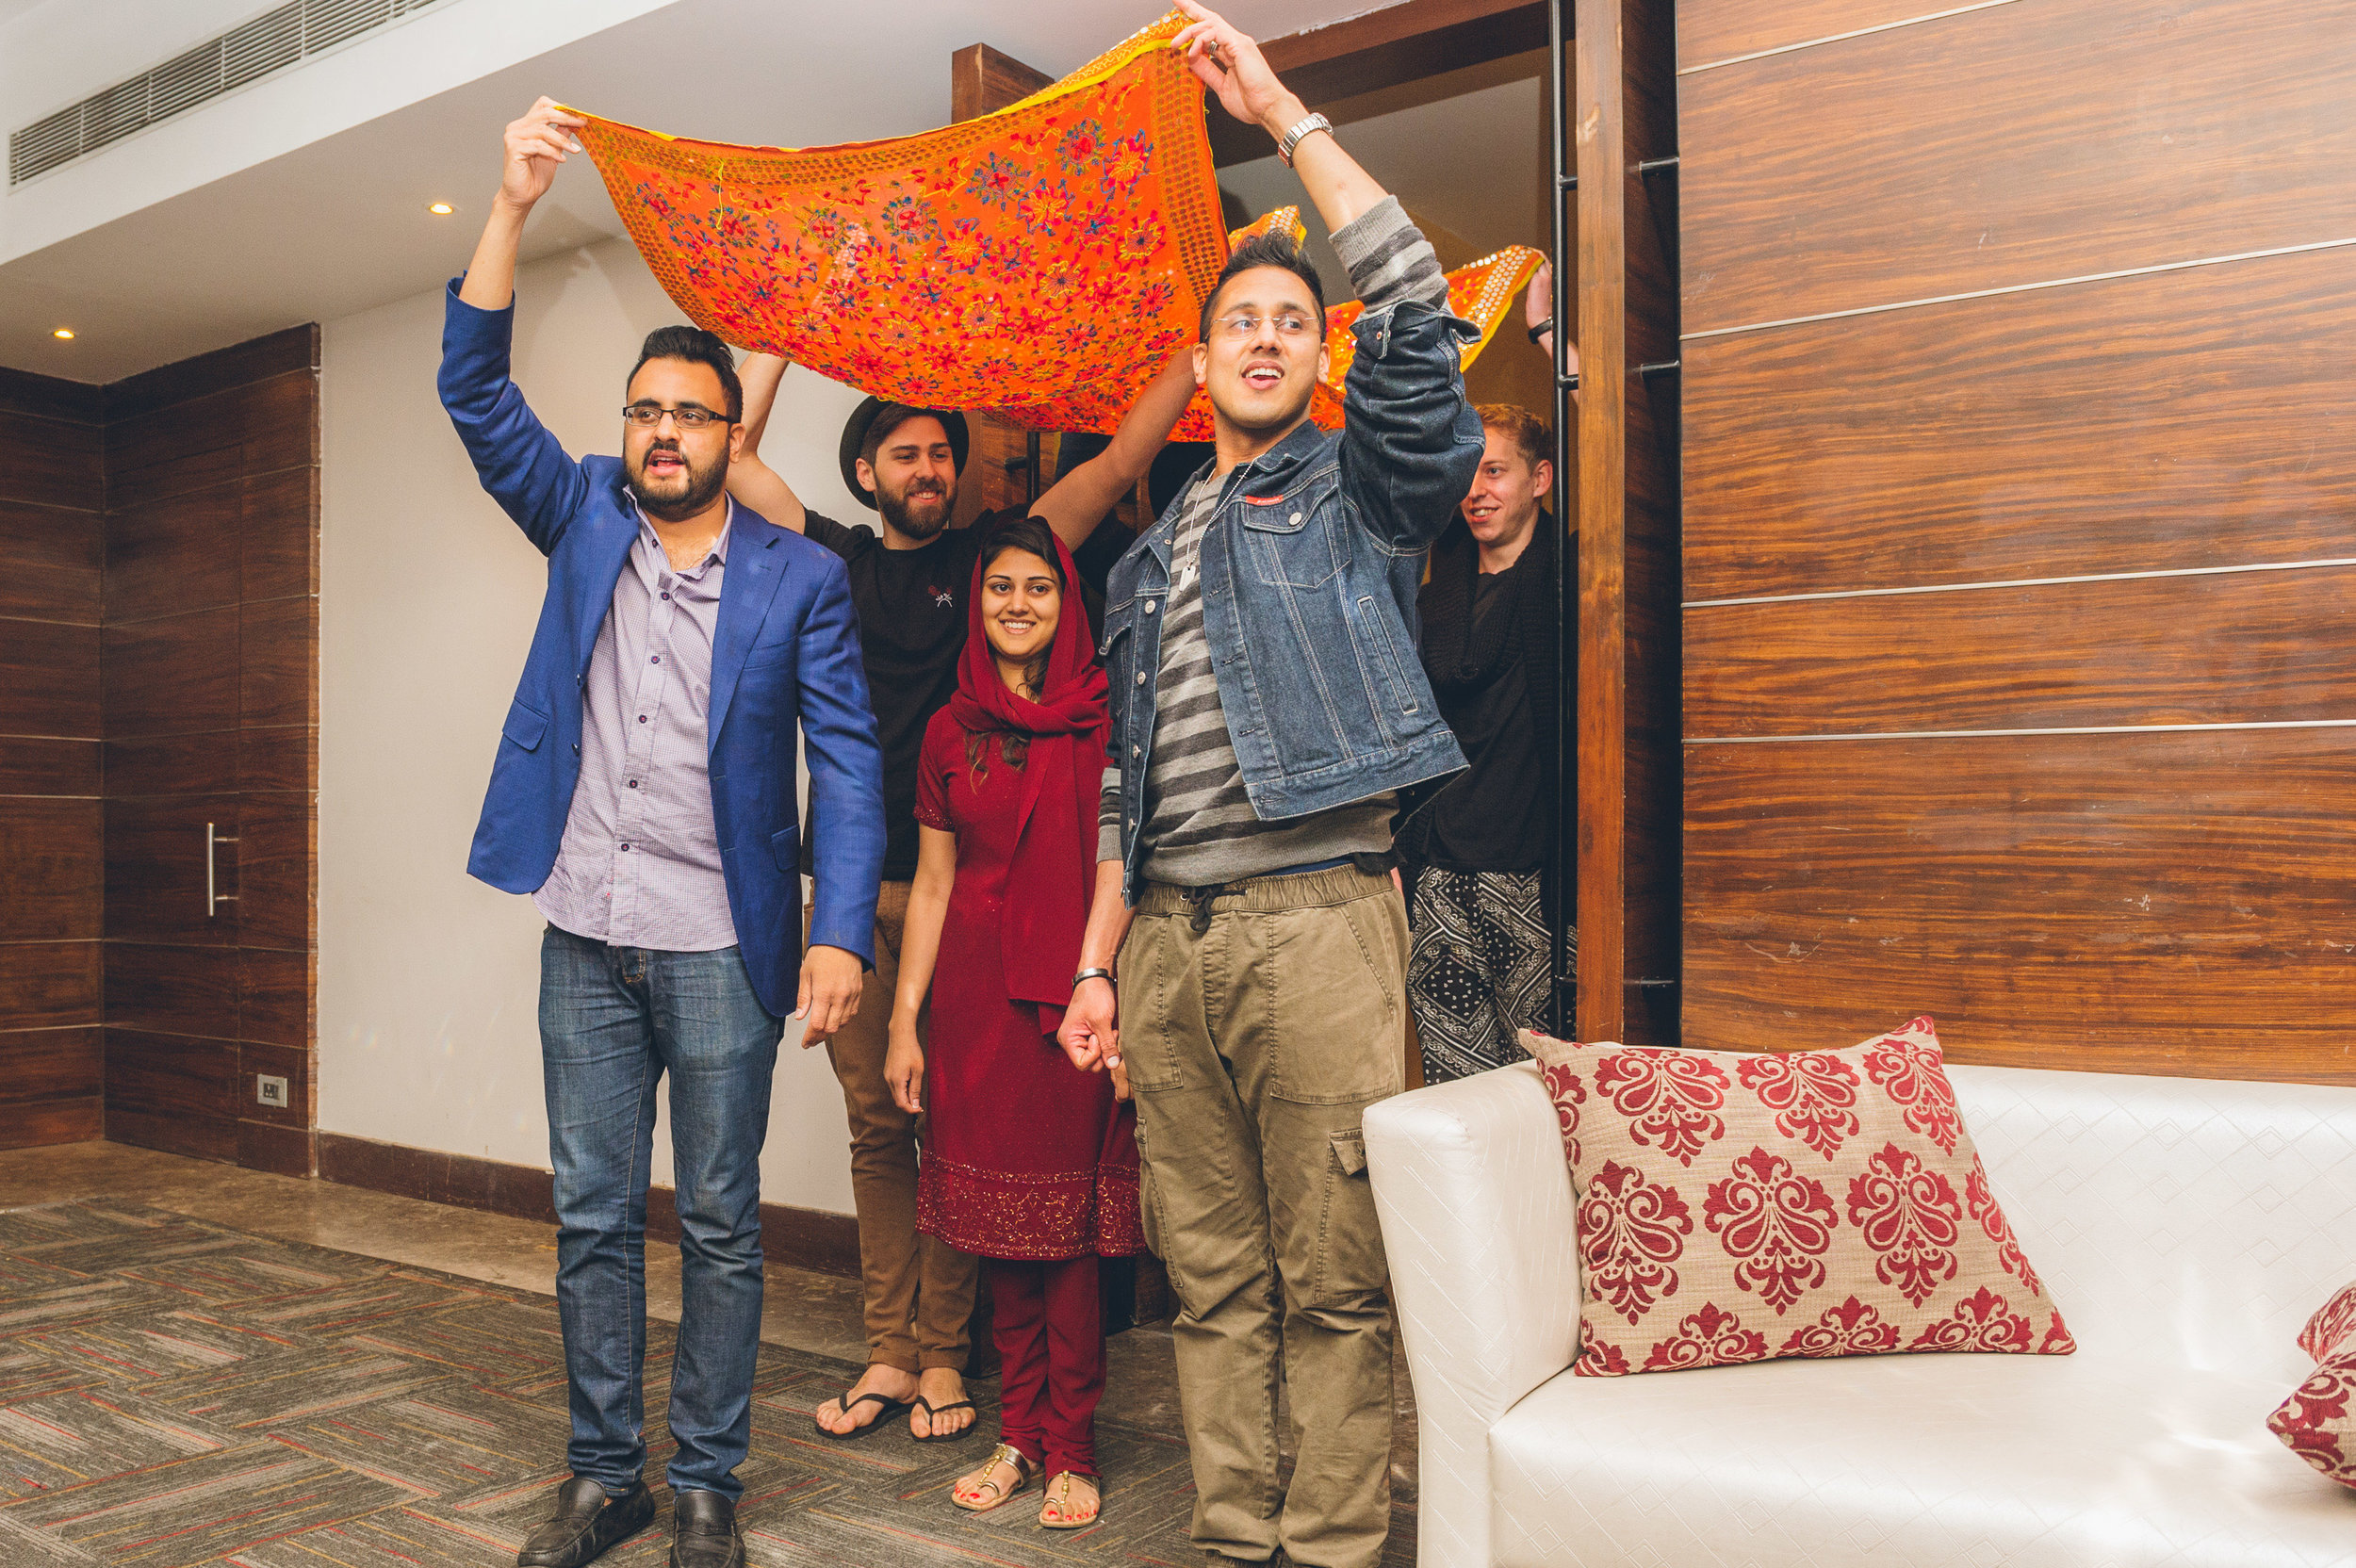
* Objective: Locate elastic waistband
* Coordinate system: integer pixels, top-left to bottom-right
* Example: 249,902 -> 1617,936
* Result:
1136,862 -> 1393,918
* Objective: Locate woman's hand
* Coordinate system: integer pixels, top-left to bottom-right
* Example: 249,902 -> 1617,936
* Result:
885,1023 -> 925,1115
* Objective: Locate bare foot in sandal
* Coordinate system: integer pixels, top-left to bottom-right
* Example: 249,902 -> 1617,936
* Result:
1039,1470 -> 1101,1529
812,1364 -> 916,1437
909,1366 -> 975,1441
951,1444 -> 1037,1512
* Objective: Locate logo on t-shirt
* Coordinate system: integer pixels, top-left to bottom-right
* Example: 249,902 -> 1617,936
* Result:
929,585 -> 955,607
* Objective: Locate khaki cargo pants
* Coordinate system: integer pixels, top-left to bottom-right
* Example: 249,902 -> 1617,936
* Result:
1121,864 -> 1405,1568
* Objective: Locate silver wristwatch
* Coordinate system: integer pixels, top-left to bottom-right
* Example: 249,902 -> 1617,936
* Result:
1072,967 -> 1115,988
1277,111 -> 1333,167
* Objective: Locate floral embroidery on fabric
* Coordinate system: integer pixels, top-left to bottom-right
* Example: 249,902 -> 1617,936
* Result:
1964,1154 -> 2042,1294
1844,1141 -> 1962,1306
1594,1050 -> 1730,1168
2269,1352 -> 2356,1487
1704,1147 -> 1839,1314
2300,1280 -> 2356,1362
1860,1021 -> 1962,1154
1578,1161 -> 1693,1324
571,15 -> 1540,436
1905,1285 -> 2037,1353
1642,1302 -> 1769,1373
1778,1295 -> 1901,1358
1541,1060 -> 1587,1168
1736,1051 -> 1862,1162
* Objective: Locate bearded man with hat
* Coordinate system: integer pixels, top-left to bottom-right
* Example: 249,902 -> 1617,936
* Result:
720,352 -> 1195,1442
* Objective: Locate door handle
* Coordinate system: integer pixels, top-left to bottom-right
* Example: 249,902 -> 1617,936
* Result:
205,822 -> 239,918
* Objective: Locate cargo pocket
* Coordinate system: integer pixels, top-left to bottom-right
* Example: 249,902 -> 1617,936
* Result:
1134,1119 -> 1167,1262
1310,1125 -> 1389,1310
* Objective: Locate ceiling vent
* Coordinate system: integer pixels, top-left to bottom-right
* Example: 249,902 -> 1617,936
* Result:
9,0 -> 441,187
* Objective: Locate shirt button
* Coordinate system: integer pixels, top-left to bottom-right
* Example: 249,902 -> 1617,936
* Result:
627,779 -> 639,789
1131,744 -> 1138,756
637,714 -> 648,724
662,592 -> 672,601
1290,513 -> 1302,525
619,843 -> 630,852
1135,672 -> 1146,686
650,656 -> 661,664
1145,599 -> 1157,613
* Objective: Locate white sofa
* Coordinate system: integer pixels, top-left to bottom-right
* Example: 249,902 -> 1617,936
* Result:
1365,1060 -> 2356,1568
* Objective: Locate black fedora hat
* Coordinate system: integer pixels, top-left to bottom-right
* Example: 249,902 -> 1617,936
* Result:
838,398 -> 971,511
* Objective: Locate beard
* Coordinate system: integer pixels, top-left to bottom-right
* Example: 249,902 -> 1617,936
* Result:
876,474 -> 955,542
626,441 -> 728,521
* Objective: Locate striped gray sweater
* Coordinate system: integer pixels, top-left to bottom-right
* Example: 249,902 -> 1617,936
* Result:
1097,196 -> 1451,886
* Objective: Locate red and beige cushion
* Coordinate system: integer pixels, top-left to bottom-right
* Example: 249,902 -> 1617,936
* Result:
1526,1016 -> 2074,1377
2269,1280 -> 2356,1489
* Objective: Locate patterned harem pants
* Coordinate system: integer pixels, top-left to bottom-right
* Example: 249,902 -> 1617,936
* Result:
1406,866 -> 1563,1084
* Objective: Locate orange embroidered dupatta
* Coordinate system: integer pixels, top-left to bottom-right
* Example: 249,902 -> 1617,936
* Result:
573,14 -> 1544,434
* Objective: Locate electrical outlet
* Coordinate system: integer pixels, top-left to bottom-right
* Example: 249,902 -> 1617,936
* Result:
256,1074 -> 288,1109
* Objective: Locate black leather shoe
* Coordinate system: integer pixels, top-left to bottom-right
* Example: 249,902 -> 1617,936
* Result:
516,1477 -> 654,1567
669,1489 -> 745,1568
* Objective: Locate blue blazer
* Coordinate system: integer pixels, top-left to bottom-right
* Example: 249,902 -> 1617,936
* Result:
438,281 -> 883,1015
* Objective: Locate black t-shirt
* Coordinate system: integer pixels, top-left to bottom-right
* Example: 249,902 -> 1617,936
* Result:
804,507 -> 1122,880
1414,569 -> 1546,874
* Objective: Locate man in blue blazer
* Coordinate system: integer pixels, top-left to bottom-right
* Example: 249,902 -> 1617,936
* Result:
439,98 -> 883,1568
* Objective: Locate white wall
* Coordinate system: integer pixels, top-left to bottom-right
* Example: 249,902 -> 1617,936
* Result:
319,234 -> 873,1211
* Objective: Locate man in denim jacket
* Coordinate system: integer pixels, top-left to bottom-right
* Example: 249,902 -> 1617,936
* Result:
1055,7 -> 1481,1563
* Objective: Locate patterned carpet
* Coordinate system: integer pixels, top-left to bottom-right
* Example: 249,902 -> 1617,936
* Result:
0,1200 -> 1416,1566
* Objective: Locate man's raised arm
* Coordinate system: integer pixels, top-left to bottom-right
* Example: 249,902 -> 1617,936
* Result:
721,352 -> 810,532
439,97 -> 596,555
1029,351 -> 1197,553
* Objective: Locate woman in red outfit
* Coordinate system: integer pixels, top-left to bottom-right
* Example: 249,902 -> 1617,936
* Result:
886,517 -> 1144,1529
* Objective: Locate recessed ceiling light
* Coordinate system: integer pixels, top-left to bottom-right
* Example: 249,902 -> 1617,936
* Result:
52,327 -> 74,340
428,202 -> 453,215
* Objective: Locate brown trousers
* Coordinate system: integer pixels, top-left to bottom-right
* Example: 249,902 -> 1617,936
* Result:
1121,865 -> 1405,1568
816,880 -> 980,1372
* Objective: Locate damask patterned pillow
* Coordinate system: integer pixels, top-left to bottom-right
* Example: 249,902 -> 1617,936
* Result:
1524,1016 -> 2075,1378
2297,1280 -> 2356,1362
2268,1282 -> 2356,1489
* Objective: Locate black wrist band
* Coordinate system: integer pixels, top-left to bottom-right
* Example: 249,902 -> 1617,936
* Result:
1528,320 -> 1552,344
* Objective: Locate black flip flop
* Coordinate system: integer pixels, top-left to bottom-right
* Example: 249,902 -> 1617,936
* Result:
815,1388 -> 908,1442
910,1396 -> 978,1444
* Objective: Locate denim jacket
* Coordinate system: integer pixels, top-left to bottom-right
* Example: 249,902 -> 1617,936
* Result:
1102,295 -> 1484,902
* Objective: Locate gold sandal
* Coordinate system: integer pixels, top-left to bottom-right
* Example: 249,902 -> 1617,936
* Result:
951,1444 -> 1038,1513
1039,1470 -> 1102,1530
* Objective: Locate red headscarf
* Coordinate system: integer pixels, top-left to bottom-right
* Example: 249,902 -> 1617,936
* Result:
944,528 -> 1110,1037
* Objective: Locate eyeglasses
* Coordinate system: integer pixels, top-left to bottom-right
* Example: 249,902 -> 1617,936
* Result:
621,403 -> 730,429
1212,311 -> 1319,341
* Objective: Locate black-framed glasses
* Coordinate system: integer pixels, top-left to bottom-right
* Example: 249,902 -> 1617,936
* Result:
621,403 -> 729,429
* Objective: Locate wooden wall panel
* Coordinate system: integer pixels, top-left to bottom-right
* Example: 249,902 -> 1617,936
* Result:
1684,730 -> 2356,1083
97,324 -> 320,1173
0,1028 -> 103,1151
0,799 -> 102,941
0,740 -> 99,797
1684,246 -> 2356,600
106,484 -> 242,623
2,621 -> 101,739
105,1027 -> 237,1161
1677,0 -> 1972,71
103,608 -> 238,737
1680,0 -> 2356,334
0,500 -> 102,618
1687,566 -> 2356,738
0,416 -> 103,512
0,944 -> 102,1030
2,366 -> 104,1149
106,942 -> 237,1039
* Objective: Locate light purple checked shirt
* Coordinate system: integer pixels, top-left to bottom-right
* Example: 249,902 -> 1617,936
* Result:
534,498 -> 738,952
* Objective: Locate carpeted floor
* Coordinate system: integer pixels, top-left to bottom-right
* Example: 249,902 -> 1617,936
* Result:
0,1200 -> 1415,1566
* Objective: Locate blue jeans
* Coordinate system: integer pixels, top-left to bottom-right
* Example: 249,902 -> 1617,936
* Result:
539,926 -> 783,1498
